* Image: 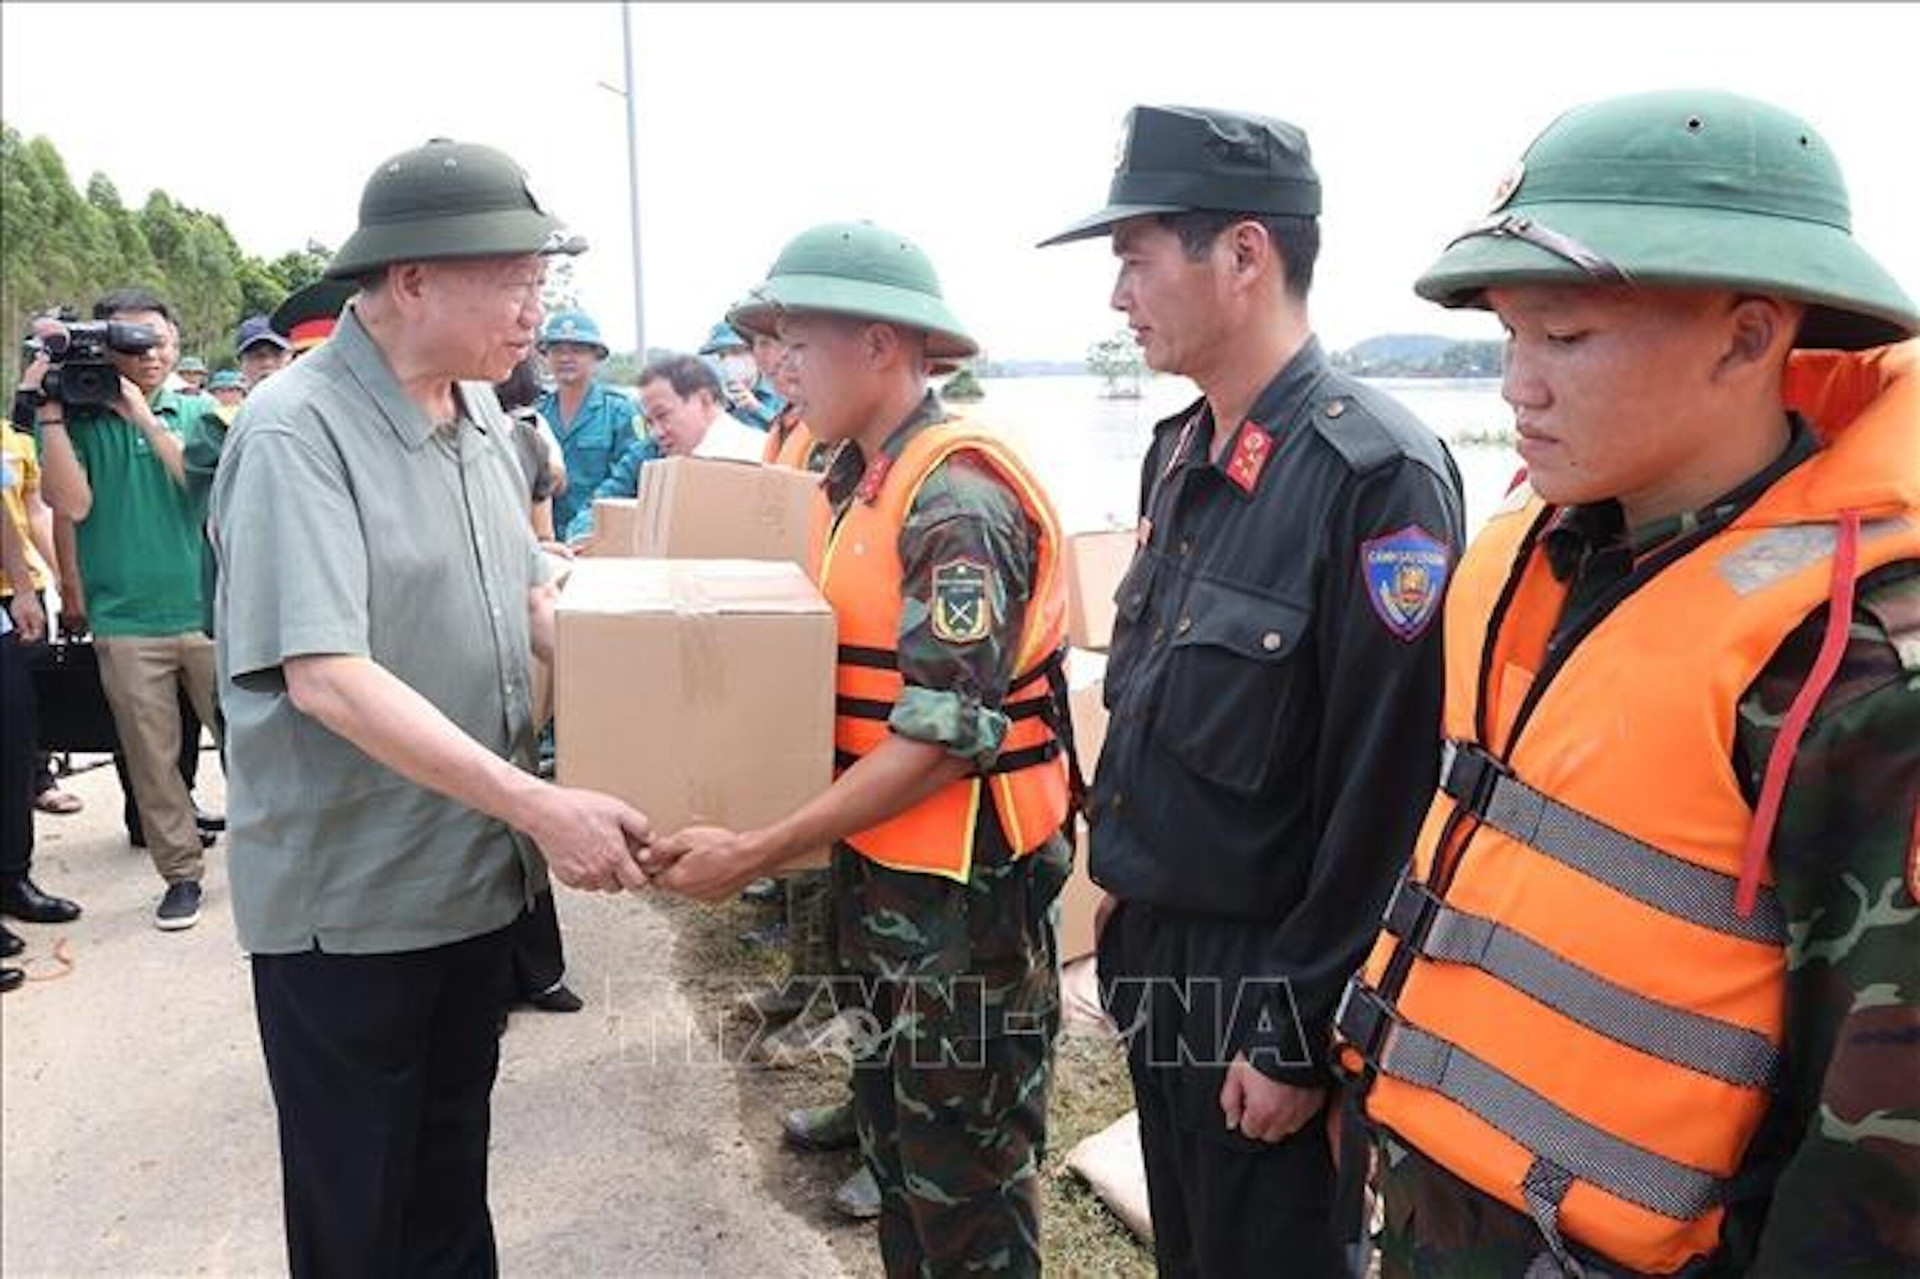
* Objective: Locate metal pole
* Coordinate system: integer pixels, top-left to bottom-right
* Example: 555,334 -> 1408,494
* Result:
621,1 -> 646,359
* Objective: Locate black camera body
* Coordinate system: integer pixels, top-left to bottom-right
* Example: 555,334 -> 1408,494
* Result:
26,321 -> 159,409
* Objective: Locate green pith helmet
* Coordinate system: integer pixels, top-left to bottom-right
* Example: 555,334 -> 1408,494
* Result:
1416,89 -> 1917,350
698,320 -> 749,355
538,309 -> 609,357
325,138 -> 585,281
728,221 -> 977,361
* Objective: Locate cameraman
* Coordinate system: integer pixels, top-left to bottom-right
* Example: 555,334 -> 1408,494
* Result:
35,289 -> 223,932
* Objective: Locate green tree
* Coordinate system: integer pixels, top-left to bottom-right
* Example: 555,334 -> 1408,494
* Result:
2,121 -> 340,381
1086,328 -> 1146,399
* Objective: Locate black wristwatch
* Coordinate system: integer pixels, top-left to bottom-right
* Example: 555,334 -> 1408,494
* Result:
13,386 -> 46,410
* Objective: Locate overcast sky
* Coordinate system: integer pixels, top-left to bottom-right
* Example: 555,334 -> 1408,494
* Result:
4,2 -> 1916,359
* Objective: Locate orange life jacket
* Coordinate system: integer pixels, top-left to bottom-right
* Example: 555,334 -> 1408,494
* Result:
1339,342 -> 1920,1275
763,410 -> 820,470
809,419 -> 1071,881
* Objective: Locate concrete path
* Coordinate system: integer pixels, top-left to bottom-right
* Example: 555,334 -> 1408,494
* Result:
1,759 -> 848,1277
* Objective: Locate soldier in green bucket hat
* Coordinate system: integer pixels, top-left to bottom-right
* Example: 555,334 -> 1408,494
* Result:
1334,90 -> 1919,1278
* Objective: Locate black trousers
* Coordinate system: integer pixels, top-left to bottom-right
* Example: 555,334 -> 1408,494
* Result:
1100,900 -> 1349,1278
505,887 -> 568,999
1,632 -> 35,880
252,925 -> 514,1279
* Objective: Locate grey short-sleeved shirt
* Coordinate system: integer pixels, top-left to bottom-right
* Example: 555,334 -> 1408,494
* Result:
211,306 -> 551,955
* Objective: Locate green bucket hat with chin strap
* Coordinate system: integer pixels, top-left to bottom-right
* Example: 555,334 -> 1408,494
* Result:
326,138 -> 585,281
1416,89 -> 1917,351
728,221 -> 978,362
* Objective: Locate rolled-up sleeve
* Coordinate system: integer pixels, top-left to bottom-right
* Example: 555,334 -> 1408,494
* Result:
216,427 -> 370,678
889,455 -> 1037,768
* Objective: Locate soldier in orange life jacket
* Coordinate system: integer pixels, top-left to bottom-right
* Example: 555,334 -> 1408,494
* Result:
648,221 -> 1074,1278
1335,90 -> 1920,1277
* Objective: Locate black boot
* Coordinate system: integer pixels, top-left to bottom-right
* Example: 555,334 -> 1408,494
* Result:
1,923 -> 23,957
1,877 -> 83,924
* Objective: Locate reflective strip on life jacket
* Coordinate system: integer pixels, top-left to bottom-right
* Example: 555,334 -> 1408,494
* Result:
814,419 -> 1071,880
1341,343 -> 1920,1275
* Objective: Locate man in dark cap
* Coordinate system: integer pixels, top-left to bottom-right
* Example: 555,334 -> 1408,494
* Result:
1042,105 -> 1464,1276
211,138 -> 653,1277
232,314 -> 292,389
1337,88 -> 1918,1279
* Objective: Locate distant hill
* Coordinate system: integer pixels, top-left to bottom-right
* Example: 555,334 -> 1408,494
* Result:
1333,333 -> 1502,378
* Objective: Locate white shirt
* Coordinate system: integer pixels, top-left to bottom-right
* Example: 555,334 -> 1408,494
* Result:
691,409 -> 769,464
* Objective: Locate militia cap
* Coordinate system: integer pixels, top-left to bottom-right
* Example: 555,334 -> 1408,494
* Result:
1040,104 -> 1321,247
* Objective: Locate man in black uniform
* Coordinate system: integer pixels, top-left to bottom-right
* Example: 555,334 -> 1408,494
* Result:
1041,105 -> 1465,1276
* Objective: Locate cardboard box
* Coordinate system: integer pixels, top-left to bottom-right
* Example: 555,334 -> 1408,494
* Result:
584,499 -> 641,558
1064,529 -> 1136,652
1058,678 -> 1111,962
1059,821 -> 1104,962
632,456 -> 821,568
554,558 -> 835,870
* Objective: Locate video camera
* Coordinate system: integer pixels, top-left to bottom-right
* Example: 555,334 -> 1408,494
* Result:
23,320 -> 160,409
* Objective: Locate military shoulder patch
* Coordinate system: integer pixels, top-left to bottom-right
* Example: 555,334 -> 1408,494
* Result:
931,558 -> 992,645
1360,525 -> 1452,642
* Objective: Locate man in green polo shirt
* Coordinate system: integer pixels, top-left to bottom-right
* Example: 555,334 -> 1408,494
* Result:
211,138 -> 655,1278
35,287 -> 223,931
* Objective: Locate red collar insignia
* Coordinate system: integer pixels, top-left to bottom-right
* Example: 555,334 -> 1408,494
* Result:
855,452 -> 894,504
1225,422 -> 1272,494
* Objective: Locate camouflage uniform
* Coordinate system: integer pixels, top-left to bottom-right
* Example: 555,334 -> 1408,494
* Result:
1376,432 -> 1920,1277
824,391 -> 1067,1278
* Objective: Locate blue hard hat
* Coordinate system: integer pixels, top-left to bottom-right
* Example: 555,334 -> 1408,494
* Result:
538,309 -> 608,355
698,320 -> 749,355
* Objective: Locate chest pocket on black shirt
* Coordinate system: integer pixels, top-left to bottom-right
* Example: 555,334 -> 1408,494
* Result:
1104,548 -> 1158,702
1152,578 -> 1310,797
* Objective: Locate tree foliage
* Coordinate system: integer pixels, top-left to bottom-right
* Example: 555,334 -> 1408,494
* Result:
2,121 -> 330,381
1086,328 -> 1146,399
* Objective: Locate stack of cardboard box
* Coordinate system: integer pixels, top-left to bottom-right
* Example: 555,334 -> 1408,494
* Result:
585,456 -> 819,568
555,457 -> 834,868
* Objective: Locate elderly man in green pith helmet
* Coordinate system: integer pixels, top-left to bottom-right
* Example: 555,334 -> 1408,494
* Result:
648,220 -> 1078,1278
1332,89 -> 1920,1279
212,137 -> 651,1278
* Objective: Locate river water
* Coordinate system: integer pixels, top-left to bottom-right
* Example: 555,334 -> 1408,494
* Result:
968,373 -> 1518,537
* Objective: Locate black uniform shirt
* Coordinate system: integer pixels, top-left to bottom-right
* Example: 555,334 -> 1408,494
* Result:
1090,336 -> 1464,1080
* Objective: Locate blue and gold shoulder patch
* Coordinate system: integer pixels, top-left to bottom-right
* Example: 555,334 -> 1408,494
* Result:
1360,525 -> 1452,641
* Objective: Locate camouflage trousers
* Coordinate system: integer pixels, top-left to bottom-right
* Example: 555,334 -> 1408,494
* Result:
786,868 -> 836,986
846,968 -> 1058,1279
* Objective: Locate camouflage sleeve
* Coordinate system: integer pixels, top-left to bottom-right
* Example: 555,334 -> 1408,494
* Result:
1741,565 -> 1920,1274
890,451 -> 1037,769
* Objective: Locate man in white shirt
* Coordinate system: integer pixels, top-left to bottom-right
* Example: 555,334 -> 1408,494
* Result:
639,354 -> 766,463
